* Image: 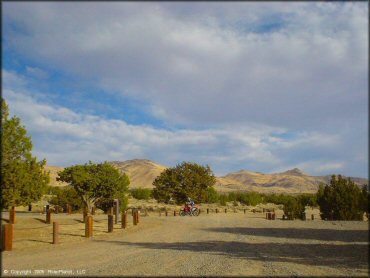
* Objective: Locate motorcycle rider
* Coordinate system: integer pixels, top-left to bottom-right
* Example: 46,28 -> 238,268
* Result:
185,197 -> 195,212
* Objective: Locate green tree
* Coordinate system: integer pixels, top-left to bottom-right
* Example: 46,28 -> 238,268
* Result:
95,194 -> 128,213
317,175 -> 365,220
283,196 -> 306,220
359,185 -> 369,219
57,162 -> 130,214
1,99 -> 50,210
49,186 -> 84,212
152,161 -> 216,204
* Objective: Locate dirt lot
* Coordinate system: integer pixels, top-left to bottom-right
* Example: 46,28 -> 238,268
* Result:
1,209 -> 369,277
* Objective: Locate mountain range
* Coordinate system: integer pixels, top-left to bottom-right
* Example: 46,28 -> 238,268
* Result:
45,159 -> 368,194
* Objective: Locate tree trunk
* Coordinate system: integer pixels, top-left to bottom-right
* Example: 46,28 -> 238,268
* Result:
82,197 -> 97,218
9,206 -> 16,224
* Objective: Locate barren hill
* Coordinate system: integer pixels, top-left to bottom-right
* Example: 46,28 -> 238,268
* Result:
216,168 -> 367,194
216,169 -> 322,194
110,159 -> 167,189
44,165 -> 67,187
44,160 -> 367,194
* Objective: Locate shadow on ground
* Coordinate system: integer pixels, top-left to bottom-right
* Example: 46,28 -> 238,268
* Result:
33,218 -> 46,224
93,239 -> 368,270
203,227 -> 369,243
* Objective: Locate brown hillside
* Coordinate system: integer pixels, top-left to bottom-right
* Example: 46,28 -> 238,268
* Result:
110,159 -> 167,189
44,161 -> 367,194
44,165 -> 67,187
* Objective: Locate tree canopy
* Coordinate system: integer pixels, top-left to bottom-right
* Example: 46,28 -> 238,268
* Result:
57,162 -> 130,213
152,161 -> 216,204
49,186 -> 84,212
1,99 -> 49,209
316,175 -> 368,220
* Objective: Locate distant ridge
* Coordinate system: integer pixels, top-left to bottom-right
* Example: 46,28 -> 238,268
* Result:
45,159 -> 368,194
278,168 -> 307,176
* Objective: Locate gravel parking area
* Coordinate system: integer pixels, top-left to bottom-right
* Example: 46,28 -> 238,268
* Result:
1,211 -> 369,276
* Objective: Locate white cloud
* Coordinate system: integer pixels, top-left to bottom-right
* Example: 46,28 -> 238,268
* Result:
2,3 -> 368,177
3,2 -> 367,131
3,69 -> 366,176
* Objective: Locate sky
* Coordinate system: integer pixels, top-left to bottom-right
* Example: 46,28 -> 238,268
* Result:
2,2 -> 368,178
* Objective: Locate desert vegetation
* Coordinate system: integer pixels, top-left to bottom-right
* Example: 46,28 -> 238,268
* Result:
1,99 -> 50,217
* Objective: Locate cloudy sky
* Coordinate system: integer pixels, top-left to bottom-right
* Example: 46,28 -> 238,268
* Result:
2,2 -> 368,177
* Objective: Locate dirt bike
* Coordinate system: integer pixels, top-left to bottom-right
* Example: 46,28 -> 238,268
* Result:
179,206 -> 200,216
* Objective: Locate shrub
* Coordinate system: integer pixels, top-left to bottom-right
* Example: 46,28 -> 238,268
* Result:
317,175 -> 367,220
130,188 -> 152,200
219,194 -> 228,206
283,196 -> 306,220
204,187 -> 219,203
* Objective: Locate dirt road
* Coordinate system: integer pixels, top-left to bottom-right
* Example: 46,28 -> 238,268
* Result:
2,212 -> 369,276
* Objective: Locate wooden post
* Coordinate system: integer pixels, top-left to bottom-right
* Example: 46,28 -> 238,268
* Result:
224,209 -> 227,213
9,207 -> 15,224
244,209 -> 246,214
173,210 -> 177,216
136,211 -> 140,224
2,224 -> 14,251
108,215 -> 114,232
92,206 -> 95,215
311,214 -> 314,220
216,208 -> 218,213
85,216 -> 93,238
28,204 -> 32,212
207,208 -> 209,214
114,205 -> 118,224
46,209 -> 52,224
121,212 -> 127,229
114,200 -> 119,224
165,211 -> 168,217
53,222 -> 59,244
133,212 -> 137,226
272,213 -> 276,220
66,204 -> 72,214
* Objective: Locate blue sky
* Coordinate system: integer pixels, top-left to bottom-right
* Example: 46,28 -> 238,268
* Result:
2,2 -> 368,177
